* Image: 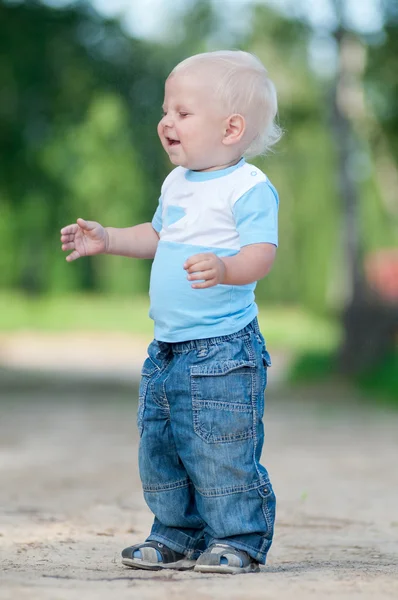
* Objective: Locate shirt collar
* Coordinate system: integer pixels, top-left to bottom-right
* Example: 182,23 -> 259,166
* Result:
185,158 -> 245,182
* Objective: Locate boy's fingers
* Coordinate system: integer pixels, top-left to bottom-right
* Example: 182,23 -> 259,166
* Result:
62,242 -> 75,251
77,218 -> 96,231
186,261 -> 210,274
185,259 -> 213,273
188,269 -> 214,281
184,253 -> 210,269
191,278 -> 216,289
66,250 -> 81,262
60,224 -> 78,235
60,233 -> 74,243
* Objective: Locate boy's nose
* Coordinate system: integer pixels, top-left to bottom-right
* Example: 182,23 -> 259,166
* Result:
161,113 -> 174,128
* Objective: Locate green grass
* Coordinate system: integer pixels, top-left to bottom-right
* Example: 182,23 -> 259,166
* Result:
257,307 -> 340,352
356,351 -> 398,405
0,293 -> 152,336
288,351 -> 338,381
0,292 -> 340,352
289,349 -> 398,406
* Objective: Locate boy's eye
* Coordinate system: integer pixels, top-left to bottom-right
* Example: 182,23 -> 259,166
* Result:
179,112 -> 189,117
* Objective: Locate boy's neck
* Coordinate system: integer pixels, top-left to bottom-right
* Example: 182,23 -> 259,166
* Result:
193,157 -> 243,173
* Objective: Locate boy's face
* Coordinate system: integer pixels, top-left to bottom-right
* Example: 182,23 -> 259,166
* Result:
158,72 -> 228,171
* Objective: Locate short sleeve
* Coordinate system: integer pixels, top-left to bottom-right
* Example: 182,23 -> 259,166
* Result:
233,182 -> 279,248
151,196 -> 163,233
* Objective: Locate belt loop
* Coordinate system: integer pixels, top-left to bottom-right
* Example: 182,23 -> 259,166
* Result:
196,339 -> 208,358
156,341 -> 171,360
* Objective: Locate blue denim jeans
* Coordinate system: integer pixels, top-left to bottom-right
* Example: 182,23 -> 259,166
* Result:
137,318 -> 276,564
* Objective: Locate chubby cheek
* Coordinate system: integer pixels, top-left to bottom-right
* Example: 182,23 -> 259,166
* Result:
157,122 -> 164,143
175,124 -> 193,149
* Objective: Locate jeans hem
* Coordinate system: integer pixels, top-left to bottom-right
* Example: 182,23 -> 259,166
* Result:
147,531 -> 203,557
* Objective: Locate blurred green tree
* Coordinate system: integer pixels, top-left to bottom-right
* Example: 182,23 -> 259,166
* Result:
0,0 -> 397,340
244,5 -> 339,311
0,0 -> 170,293
330,0 -> 398,373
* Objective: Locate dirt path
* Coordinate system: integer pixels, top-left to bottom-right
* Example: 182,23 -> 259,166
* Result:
1,382 -> 398,599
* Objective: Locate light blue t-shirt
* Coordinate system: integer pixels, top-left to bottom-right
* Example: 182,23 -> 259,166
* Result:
149,158 -> 279,342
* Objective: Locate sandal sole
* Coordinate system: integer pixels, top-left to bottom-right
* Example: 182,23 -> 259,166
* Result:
194,563 -> 260,575
122,558 -> 196,571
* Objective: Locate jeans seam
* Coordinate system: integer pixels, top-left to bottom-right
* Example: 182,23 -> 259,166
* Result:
244,333 -> 263,484
248,332 -> 273,544
196,479 -> 269,497
143,478 -> 191,492
147,354 -> 173,411
137,375 -> 150,436
261,492 -> 275,533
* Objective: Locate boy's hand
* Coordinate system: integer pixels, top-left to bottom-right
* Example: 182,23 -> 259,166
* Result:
184,253 -> 226,289
60,218 -> 109,262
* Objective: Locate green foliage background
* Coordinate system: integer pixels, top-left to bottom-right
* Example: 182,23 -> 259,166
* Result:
0,0 -> 397,316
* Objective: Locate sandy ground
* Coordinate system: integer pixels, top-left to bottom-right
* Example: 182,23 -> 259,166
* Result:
0,340 -> 398,599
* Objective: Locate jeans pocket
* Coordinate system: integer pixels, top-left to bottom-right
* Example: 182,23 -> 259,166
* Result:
190,359 -> 256,443
137,357 -> 158,436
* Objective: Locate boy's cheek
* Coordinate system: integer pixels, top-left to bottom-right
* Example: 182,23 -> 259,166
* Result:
156,123 -> 164,142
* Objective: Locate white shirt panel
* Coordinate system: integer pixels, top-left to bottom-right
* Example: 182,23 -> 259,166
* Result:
158,163 -> 268,250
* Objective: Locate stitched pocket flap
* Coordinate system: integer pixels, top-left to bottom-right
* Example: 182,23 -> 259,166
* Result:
191,360 -> 256,377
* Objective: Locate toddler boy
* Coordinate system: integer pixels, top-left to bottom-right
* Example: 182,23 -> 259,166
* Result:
60,50 -> 281,574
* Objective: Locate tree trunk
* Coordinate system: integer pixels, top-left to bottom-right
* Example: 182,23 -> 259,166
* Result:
330,24 -> 398,374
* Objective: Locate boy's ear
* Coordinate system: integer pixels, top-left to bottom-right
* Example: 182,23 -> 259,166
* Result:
222,114 -> 246,146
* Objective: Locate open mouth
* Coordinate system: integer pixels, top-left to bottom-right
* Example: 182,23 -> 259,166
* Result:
166,137 -> 180,146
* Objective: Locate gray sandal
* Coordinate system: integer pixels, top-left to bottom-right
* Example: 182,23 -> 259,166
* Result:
121,541 -> 196,571
194,543 -> 260,574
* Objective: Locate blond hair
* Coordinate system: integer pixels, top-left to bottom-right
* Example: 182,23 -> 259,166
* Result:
171,50 -> 282,158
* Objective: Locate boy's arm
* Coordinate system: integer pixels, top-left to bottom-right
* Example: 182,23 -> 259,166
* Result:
106,222 -> 159,259
221,243 -> 276,285
61,219 -> 159,262
184,181 -> 279,289
184,243 -> 276,288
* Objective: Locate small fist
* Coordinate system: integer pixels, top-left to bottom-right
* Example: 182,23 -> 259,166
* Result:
183,253 -> 226,289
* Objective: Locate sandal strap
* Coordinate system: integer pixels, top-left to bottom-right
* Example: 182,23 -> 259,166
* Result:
200,544 -> 252,567
122,541 -> 185,565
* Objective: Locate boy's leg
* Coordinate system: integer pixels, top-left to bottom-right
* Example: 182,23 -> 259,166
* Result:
168,321 -> 276,568
123,340 -> 205,567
